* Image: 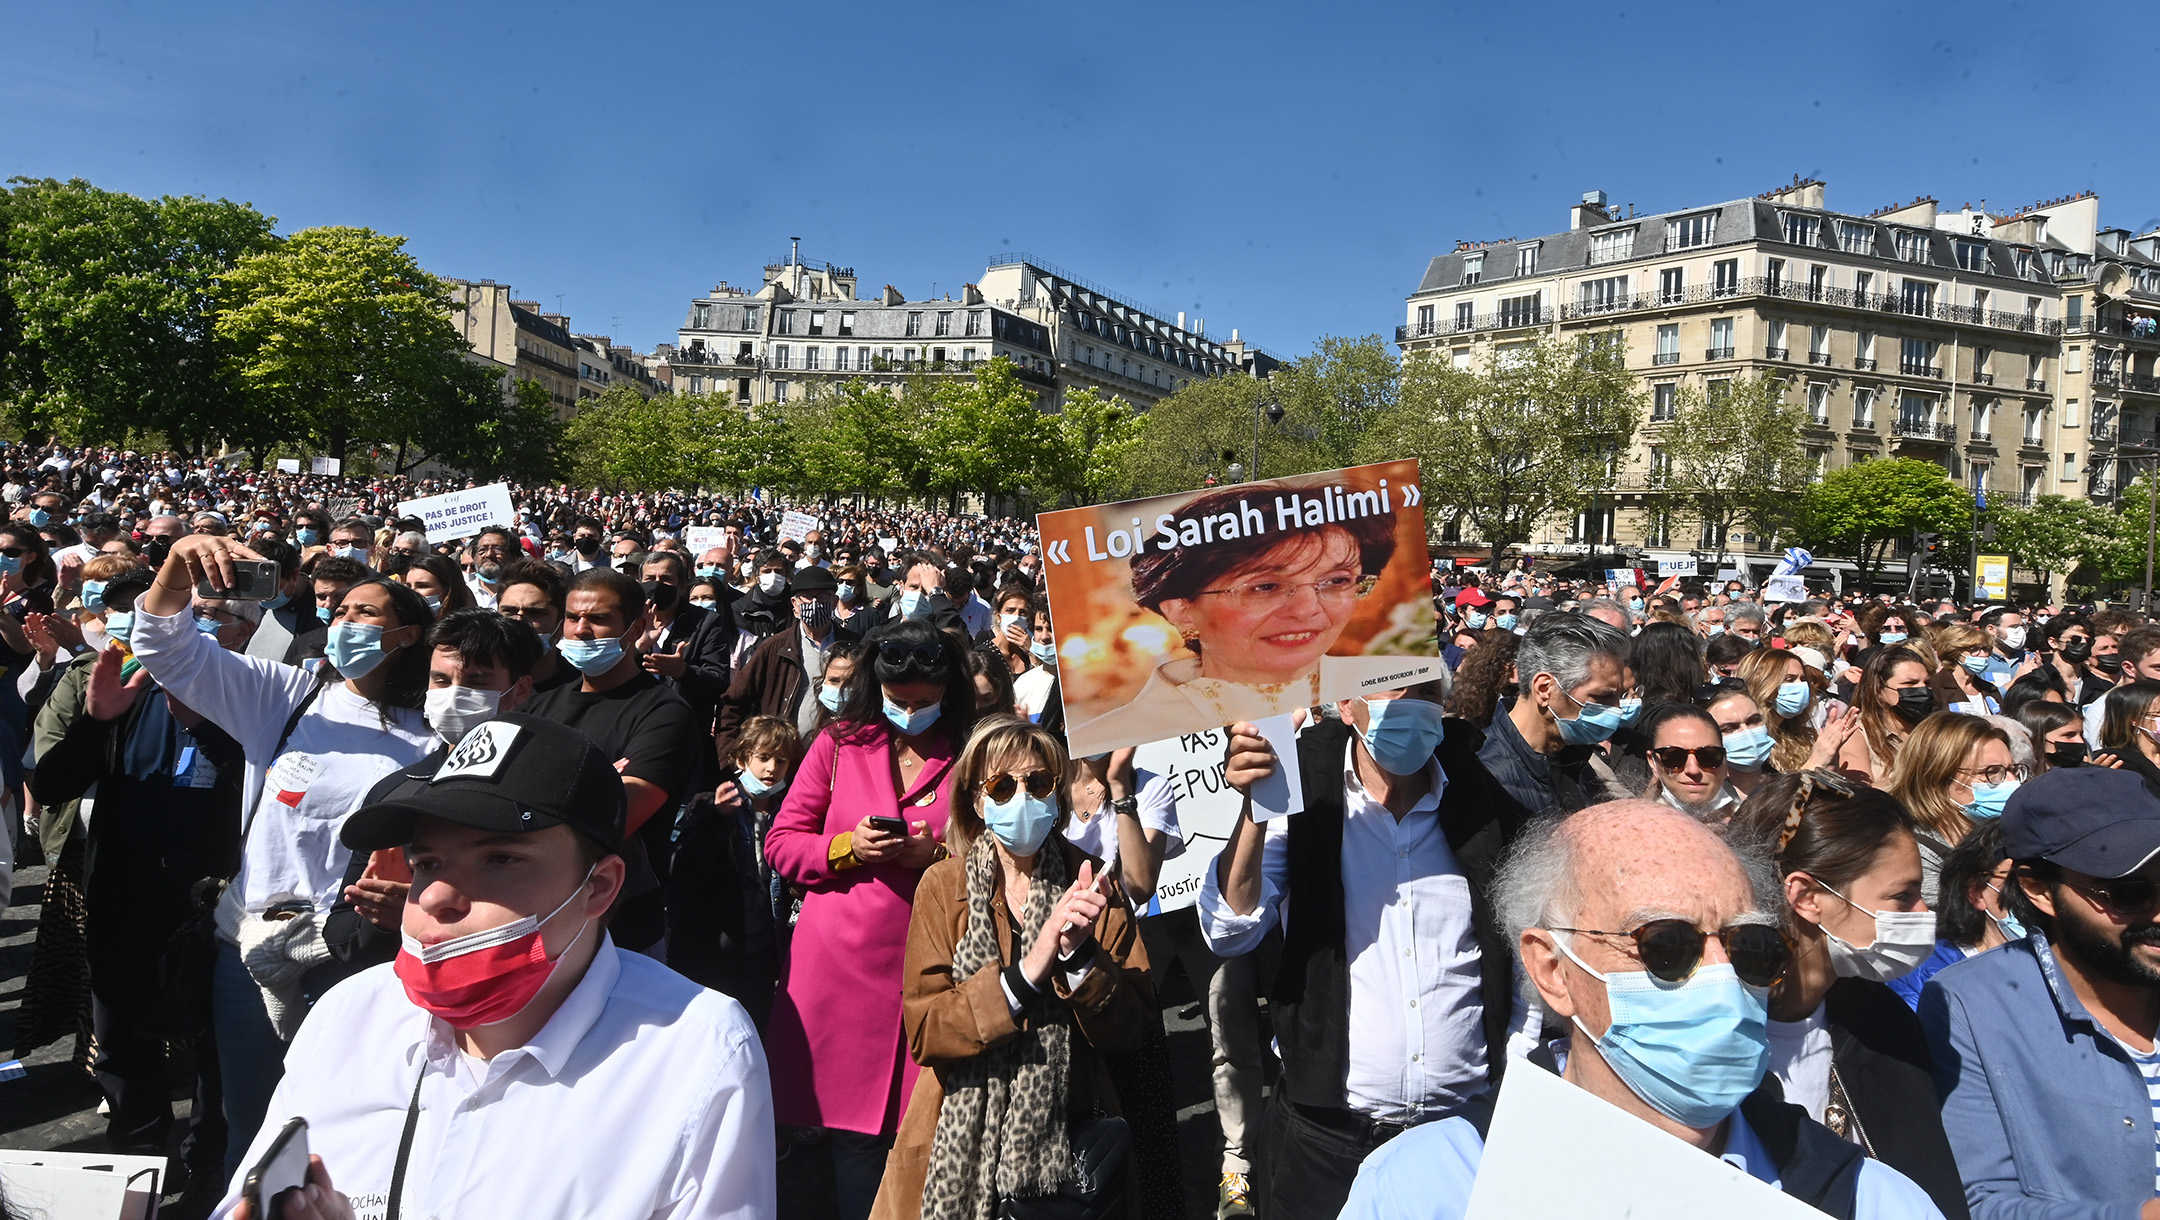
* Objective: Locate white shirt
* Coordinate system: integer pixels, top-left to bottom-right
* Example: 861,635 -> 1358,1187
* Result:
1766,1000 -> 1835,1125
466,574 -> 500,609
2084,697 -> 2107,751
129,605 -> 435,920
211,939 -> 775,1220
1014,666 -> 1056,720
1196,744 -> 1512,1121
1062,771 -> 1185,892
958,591 -> 993,638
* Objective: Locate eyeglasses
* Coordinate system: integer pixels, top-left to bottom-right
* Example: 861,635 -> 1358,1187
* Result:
1551,920 -> 1792,987
2063,875 -> 2160,917
1650,744 -> 1728,770
1957,763 -> 2031,785
0,547 -> 23,558
877,639 -> 944,669
1192,573 -> 1380,606
983,770 -> 1058,803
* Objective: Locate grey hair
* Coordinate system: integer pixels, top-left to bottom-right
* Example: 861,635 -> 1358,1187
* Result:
1580,596 -> 1635,626
1513,610 -> 1630,695
1986,715 -> 2037,770
396,531 -> 428,551
1726,603 -> 1767,630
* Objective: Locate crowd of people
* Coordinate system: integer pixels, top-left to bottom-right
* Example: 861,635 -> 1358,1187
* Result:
6,440 -> 2160,1219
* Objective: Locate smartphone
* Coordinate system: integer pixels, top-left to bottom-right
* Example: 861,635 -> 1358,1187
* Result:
242,1116 -> 310,1219
195,558 -> 281,601
867,814 -> 910,835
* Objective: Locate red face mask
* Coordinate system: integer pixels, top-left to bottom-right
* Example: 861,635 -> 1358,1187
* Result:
394,869 -> 593,1029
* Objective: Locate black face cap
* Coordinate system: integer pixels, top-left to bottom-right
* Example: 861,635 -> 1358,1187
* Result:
342,712 -> 627,854
2004,766 -> 2160,879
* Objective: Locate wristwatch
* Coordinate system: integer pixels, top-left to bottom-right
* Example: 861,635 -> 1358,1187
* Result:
1110,796 -> 1140,819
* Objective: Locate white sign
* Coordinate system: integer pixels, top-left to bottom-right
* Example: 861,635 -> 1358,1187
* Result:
1763,574 -> 1808,603
1716,568 -> 1741,583
310,456 -> 342,476
1133,729 -> 1247,914
878,537 -> 899,554
779,510 -> 819,542
683,526 -> 727,554
1658,557 -> 1698,576
1464,1061 -> 1820,1220
0,1148 -> 166,1220
399,482 -> 515,544
1605,568 -> 1641,589
275,458 -> 301,474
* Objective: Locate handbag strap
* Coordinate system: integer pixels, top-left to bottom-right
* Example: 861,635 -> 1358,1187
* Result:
385,1062 -> 427,1220
233,676 -> 329,862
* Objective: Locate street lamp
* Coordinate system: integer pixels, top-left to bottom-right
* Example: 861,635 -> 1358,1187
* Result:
1252,388 -> 1285,481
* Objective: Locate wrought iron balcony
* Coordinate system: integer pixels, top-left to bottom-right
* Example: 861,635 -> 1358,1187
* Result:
1395,309 -> 1553,343
1850,415 -> 1875,430
1651,351 -> 1681,365
1971,372 -> 1994,385
1892,419 -> 1957,441
2027,378 -> 2047,392
1766,346 -> 1790,360
1901,362 -> 1942,378
1969,429 -> 1994,443
1853,357 -> 1879,371
1808,351 -> 1832,365
1705,346 -> 1736,360
2092,421 -> 2119,443
2020,434 -> 2047,449
2095,369 -> 2121,388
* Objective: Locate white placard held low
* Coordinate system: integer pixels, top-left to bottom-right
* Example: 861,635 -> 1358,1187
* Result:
310,456 -> 342,476
683,526 -> 726,555
400,482 -> 516,544
1464,1063 -> 1821,1220
275,458 -> 301,474
1247,711 -> 1305,822
779,510 -> 819,542
1762,574 -> 1808,603
0,1148 -> 166,1220
1133,728 -> 1247,913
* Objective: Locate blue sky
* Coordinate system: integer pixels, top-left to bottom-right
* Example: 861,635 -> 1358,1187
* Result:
5,1 -> 2155,360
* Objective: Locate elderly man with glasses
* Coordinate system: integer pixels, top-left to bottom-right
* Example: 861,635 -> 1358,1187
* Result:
1343,800 -> 1943,1220
1922,767 -> 2160,1218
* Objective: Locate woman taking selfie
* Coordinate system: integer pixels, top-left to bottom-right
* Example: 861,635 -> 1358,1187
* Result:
874,717 -> 1153,1220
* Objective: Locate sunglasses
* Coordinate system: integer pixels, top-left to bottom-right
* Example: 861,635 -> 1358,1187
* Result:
983,769 -> 1059,803
2064,875 -> 2160,917
1552,919 -> 1792,988
878,639 -> 943,669
0,547 -> 22,558
1650,744 -> 1728,770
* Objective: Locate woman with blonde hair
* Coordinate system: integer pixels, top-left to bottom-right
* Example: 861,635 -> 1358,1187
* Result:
1886,712 -> 2021,904
1924,621 -> 2002,715
1834,645 -> 1935,784
874,716 -> 1154,1220
1736,646 -> 1824,774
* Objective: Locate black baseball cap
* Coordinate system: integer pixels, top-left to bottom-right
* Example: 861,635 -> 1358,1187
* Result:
2003,767 -> 2160,879
342,713 -> 627,853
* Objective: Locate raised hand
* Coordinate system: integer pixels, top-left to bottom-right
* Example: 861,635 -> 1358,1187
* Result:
85,645 -> 151,721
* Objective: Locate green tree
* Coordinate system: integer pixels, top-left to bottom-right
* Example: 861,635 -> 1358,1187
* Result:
563,384 -> 697,491
1266,334 -> 1400,469
919,357 -> 1051,509
1361,333 -> 1641,565
1990,493 -> 2134,594
1802,458 -> 1971,587
1113,371 -> 1333,497
3,177 -> 277,447
1658,374 -> 1810,569
1036,387 -> 1144,506
783,379 -> 925,499
215,225 -> 483,464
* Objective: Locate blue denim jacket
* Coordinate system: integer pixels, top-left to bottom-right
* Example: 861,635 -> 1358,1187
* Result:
1918,931 -> 2155,1220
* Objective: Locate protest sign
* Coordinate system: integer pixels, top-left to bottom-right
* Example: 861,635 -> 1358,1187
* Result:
399,482 -> 515,544
1133,729 -> 1246,914
779,510 -> 818,542
275,458 -> 300,474
1604,568 -> 1641,589
1658,556 -> 1697,576
1763,574 -> 1808,603
310,456 -> 341,476
683,526 -> 726,554
0,1149 -> 167,1220
1976,553 -> 2011,602
1463,1063 -> 1820,1220
1038,459 -> 1436,758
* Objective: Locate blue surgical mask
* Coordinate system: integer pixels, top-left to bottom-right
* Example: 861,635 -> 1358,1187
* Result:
818,683 -> 843,713
883,694 -> 942,736
1707,624 -> 1726,637
1465,610 -> 1488,630
27,508 -> 50,527
557,636 -> 625,676
1359,696 -> 1447,774
1964,778 -> 2020,820
899,588 -> 932,619
324,620 -> 392,678
1775,681 -> 1811,717
296,528 -> 320,546
1985,882 -> 2028,941
79,580 -> 106,612
423,594 -> 443,612
1617,697 -> 1644,727
1554,693 -> 1626,745
1959,654 -> 1989,676
838,582 -> 859,604
334,544 -> 369,563
1495,613 -> 1518,631
982,789 -> 1059,856
696,565 -> 724,580
737,768 -> 788,800
1722,725 -> 1774,771
1556,938 -> 1771,1130
104,610 -> 134,644
194,615 -> 223,636
317,605 -> 334,624
1878,631 -> 1908,645
1029,640 -> 1058,667
0,555 -> 21,580
261,590 -> 290,611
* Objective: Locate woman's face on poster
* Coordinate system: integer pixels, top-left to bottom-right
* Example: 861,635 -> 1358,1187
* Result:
1158,528 -> 1364,685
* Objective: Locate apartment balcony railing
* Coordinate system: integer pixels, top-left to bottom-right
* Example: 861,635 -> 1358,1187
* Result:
2020,434 -> 2047,449
1901,362 -> 1943,378
1808,351 -> 1833,365
2095,369 -> 2122,388
1850,415 -> 1875,430
1972,372 -> 1994,385
1705,346 -> 1736,361
2064,315 -> 2160,341
2120,428 -> 2160,450
1766,346 -> 1790,360
1853,357 -> 1879,371
673,348 -> 765,370
1396,309 -> 1553,343
1807,412 -> 1832,427
2028,378 -> 2047,392
2131,374 -> 2160,394
2093,421 -> 2119,443
1969,428 -> 1994,443
1892,419 -> 1957,441
1651,351 -> 1681,365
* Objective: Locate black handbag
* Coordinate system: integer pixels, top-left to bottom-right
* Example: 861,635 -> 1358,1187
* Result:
999,1115 -> 1130,1220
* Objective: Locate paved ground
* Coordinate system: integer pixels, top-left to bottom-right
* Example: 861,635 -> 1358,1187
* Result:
3,859 -> 1256,1220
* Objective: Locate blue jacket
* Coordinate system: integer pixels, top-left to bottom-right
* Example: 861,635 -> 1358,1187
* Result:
1918,931 -> 2155,1220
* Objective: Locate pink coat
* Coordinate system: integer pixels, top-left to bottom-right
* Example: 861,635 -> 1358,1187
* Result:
763,719 -> 957,1134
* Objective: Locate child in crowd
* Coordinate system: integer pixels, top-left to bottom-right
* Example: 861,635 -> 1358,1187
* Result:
668,713 -> 803,1029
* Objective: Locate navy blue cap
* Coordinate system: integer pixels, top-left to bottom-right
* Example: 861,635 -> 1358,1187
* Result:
2002,767 -> 2160,878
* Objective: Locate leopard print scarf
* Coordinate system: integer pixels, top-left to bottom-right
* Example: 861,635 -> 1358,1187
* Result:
921,832 -> 1073,1220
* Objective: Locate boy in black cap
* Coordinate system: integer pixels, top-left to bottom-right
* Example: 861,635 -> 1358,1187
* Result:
219,713 -> 773,1220
1921,767 -> 2160,1217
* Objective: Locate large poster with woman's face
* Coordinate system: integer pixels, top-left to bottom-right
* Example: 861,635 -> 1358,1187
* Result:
1038,459 -> 1438,757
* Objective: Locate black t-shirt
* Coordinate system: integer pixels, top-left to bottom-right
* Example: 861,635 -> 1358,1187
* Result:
524,669 -> 698,950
